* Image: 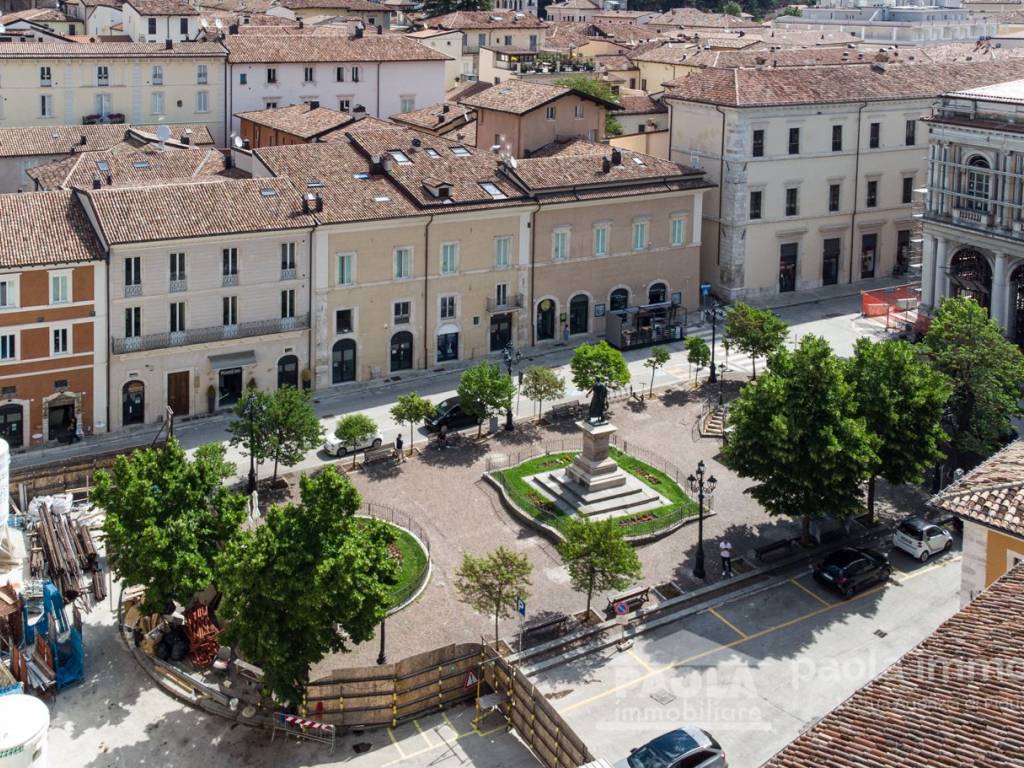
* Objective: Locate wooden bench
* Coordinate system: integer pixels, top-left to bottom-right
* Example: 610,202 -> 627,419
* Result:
549,401 -> 582,422
754,538 -> 795,562
362,445 -> 397,464
521,614 -> 572,644
605,586 -> 651,617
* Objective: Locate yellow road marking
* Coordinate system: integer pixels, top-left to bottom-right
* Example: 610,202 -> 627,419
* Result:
413,718 -> 433,749
627,648 -> 655,672
441,711 -> 463,737
380,715 -> 507,767
789,577 -> 832,608
708,607 -> 749,639
387,726 -> 407,759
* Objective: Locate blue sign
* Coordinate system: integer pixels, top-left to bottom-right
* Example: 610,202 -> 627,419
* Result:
517,597 -> 526,617
700,282 -> 712,297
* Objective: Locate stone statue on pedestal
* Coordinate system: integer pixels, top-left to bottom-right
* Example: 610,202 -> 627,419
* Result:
588,380 -> 608,424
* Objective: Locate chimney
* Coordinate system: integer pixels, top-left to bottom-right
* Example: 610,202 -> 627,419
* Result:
225,153 -> 233,169
437,114 -> 445,124
181,135 -> 190,145
315,193 -> 323,212
602,156 -> 611,173
92,177 -> 101,189
309,100 -> 320,109
611,147 -> 622,165
79,135 -> 87,146
442,104 -> 450,113
242,138 -> 251,150
377,24 -> 383,34
382,155 -> 393,173
298,18 -> 303,28
354,25 -> 364,38
369,154 -> 384,174
165,38 -> 173,49
228,23 -> 238,34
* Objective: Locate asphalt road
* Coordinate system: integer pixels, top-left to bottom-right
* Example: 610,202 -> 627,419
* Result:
532,544 -> 963,768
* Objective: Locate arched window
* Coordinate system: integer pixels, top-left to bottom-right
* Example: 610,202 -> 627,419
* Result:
390,331 -> 413,371
0,404 -> 23,447
966,156 -> 991,212
950,249 -> 992,309
569,294 -> 589,335
332,339 -> 356,383
277,354 -> 299,389
648,282 -> 667,304
122,380 -> 145,426
536,299 -> 555,341
610,288 -> 629,312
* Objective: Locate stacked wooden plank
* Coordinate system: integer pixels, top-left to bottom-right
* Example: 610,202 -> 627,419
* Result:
184,605 -> 220,669
32,501 -> 105,607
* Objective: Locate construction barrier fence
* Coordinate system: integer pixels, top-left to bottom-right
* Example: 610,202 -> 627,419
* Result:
861,282 -> 922,333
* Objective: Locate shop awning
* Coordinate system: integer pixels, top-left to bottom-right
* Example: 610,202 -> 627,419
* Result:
639,301 -> 673,311
209,351 -> 257,370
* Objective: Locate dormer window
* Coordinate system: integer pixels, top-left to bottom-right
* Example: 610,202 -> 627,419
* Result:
480,182 -> 506,200
451,146 -> 470,157
389,150 -> 412,165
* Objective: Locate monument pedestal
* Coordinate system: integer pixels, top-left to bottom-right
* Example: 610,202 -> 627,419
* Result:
565,421 -> 627,493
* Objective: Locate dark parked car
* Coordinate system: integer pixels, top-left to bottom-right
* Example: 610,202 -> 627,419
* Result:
424,396 -> 478,432
813,547 -> 892,598
626,726 -> 727,768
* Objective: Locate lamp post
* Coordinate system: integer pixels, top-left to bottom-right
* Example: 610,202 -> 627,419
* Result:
717,363 -> 726,406
502,342 -> 522,431
687,460 -> 717,580
708,303 -> 721,384
376,617 -> 387,665
245,395 -> 258,495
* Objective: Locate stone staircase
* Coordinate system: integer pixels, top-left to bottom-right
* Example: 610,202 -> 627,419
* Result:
531,470 -> 667,520
700,405 -> 727,438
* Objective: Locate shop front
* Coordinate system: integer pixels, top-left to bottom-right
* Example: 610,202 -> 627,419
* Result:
605,301 -> 686,351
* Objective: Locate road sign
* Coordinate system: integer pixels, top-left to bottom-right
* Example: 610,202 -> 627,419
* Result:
613,601 -> 629,616
517,597 -> 526,617
464,671 -> 478,689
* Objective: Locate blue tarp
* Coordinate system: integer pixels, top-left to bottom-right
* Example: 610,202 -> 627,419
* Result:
21,581 -> 83,690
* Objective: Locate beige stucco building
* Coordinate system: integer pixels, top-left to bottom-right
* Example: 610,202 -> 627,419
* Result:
0,42 -> 227,144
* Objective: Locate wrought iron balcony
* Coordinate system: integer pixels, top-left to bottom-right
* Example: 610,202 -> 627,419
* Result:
169,278 -> 187,292
281,268 -> 297,280
222,273 -> 239,287
486,293 -> 524,313
112,313 -> 309,354
124,283 -> 142,297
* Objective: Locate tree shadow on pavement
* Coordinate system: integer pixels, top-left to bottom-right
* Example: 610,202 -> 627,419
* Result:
417,438 -> 489,468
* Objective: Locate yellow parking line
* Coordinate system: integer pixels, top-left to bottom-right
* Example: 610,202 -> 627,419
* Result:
627,648 -> 655,672
789,577 -> 832,608
441,711 -> 463,737
708,607 -> 749,639
413,718 -> 433,749
387,727 -> 407,759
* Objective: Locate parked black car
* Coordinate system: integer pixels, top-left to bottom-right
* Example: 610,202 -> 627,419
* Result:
813,547 -> 892,598
424,396 -> 478,432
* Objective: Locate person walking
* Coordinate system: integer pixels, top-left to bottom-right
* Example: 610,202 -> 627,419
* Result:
719,539 -> 733,578
68,414 -> 79,444
395,433 -> 404,461
439,423 -> 448,450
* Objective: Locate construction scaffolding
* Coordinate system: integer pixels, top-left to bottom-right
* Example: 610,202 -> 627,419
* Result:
861,282 -> 922,336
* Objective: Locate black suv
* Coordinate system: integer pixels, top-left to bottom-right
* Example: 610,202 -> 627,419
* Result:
424,397 -> 478,432
813,547 -> 892,598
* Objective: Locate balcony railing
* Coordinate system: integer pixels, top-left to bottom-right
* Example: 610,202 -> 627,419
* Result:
169,278 -> 187,292
281,268 -> 297,280
112,313 -> 309,354
486,293 -> 524,313
222,273 -> 238,287
124,283 -> 142,297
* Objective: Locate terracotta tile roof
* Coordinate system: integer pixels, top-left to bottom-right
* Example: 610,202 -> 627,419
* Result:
281,0 -> 383,10
423,10 -> 547,30
929,439 -> 1024,537
590,20 -> 663,43
125,0 -> 200,15
596,54 -> 635,71
665,61 -> 1024,107
83,177 -> 316,244
511,141 -> 706,191
617,94 -> 667,115
647,7 -> 765,29
644,45 -> 878,68
592,10 -> 649,18
763,563 -> 1024,768
389,101 -> 474,133
0,41 -> 226,58
132,123 -> 216,145
461,79 -> 617,115
235,104 -> 355,138
0,190 -> 104,267
0,124 -> 128,158
27,145 -> 229,190
538,21 -> 592,50
0,8 -> 73,23
223,32 -> 447,62
548,0 -> 601,10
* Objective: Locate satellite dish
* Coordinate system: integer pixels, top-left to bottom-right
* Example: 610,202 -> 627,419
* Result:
155,125 -> 172,144
214,17 -> 224,29
507,155 -> 518,169
233,136 -> 244,149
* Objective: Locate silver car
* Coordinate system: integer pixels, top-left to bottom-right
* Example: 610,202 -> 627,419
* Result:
626,726 -> 727,768
893,517 -> 953,562
323,428 -> 384,457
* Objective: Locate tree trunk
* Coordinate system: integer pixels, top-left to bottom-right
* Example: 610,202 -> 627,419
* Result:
586,571 -> 594,617
751,355 -> 757,379
272,454 -> 279,482
538,399 -> 543,422
477,420 -> 483,437
867,474 -> 876,524
650,368 -> 656,397
409,424 -> 414,456
801,514 -> 811,546
352,449 -> 358,469
494,611 -> 500,645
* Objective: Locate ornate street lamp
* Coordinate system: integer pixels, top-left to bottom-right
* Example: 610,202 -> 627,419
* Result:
708,303 -> 722,384
687,460 -> 717,580
502,342 -> 522,431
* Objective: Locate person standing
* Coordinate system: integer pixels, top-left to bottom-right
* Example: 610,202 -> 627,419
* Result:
439,423 -> 448,450
395,433 -> 404,461
68,414 -> 79,444
719,539 -> 733,578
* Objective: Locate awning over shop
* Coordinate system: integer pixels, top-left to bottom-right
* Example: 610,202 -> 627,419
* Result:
209,351 -> 257,370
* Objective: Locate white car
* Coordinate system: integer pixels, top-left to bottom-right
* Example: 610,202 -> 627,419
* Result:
323,429 -> 384,457
892,517 -> 954,562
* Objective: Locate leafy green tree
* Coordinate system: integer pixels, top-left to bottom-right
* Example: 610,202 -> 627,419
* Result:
721,0 -> 742,15
227,387 -> 274,484
554,74 -> 621,136
779,5 -> 802,15
264,386 -> 323,482
847,339 -> 951,519
389,393 -> 436,456
216,467 -> 397,706
724,302 -> 789,379
94,439 -> 247,614
457,361 -> 515,436
722,336 -> 878,544
422,0 -> 490,18
559,518 -> 642,615
685,336 -> 710,382
643,346 -> 671,396
923,297 -> 1024,462
335,413 -> 378,467
520,366 -> 566,419
455,546 -> 532,643
570,341 -> 631,392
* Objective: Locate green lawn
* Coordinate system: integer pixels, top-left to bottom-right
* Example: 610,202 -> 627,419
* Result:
358,520 -> 429,608
494,450 -> 698,538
